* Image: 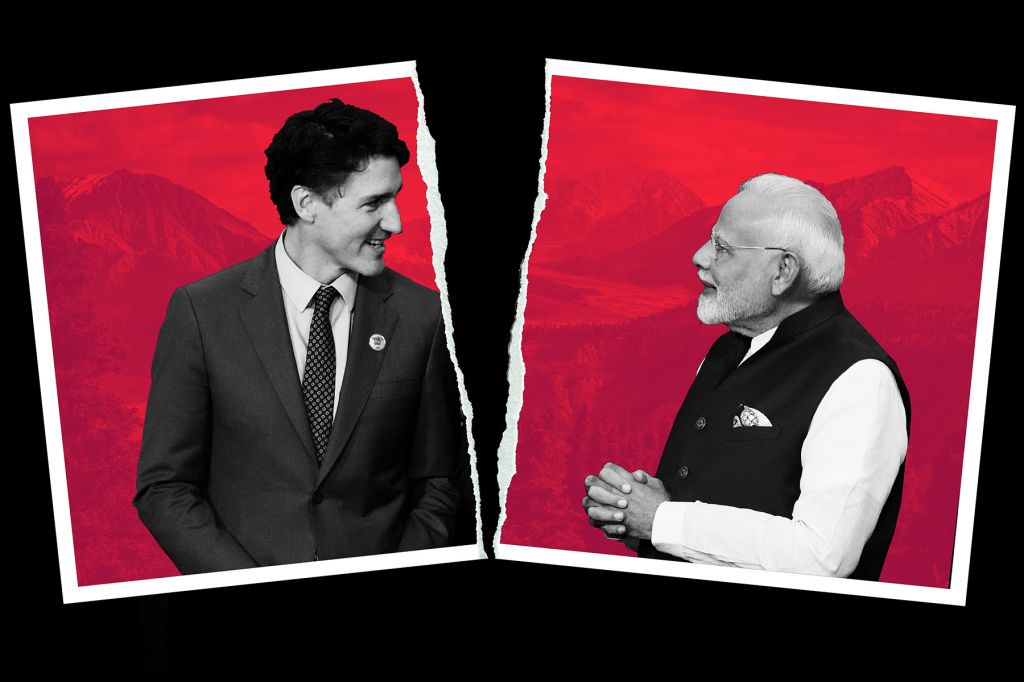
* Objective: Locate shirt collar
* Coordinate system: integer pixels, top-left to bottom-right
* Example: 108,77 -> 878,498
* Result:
749,326 -> 778,355
275,231 -> 358,312
738,325 -> 777,365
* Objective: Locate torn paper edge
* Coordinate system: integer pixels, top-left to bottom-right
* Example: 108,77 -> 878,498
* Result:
492,58 -> 1016,607
412,65 -> 486,559
493,61 -> 553,552
13,61 -> 485,604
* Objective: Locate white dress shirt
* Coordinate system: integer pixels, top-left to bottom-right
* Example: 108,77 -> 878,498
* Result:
275,232 -> 358,419
649,326 -> 908,578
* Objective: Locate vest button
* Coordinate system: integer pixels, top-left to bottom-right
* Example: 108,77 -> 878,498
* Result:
312,492 -> 324,505
695,417 -> 707,430
677,466 -> 689,479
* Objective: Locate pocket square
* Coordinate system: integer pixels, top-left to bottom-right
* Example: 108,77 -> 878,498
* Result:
732,404 -> 773,427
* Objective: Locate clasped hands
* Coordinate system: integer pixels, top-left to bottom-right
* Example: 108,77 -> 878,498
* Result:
582,461 -> 670,549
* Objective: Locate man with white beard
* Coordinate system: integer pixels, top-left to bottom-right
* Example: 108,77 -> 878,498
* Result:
582,173 -> 911,580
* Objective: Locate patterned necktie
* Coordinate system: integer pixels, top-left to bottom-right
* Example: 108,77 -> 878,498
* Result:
302,285 -> 340,466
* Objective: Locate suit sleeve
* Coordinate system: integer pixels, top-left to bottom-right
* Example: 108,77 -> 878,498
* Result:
397,307 -> 468,551
133,287 -> 259,573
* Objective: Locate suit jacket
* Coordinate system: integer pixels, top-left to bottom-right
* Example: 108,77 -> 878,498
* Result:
134,242 -> 467,574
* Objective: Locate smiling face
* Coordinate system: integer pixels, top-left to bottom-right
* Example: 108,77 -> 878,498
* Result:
692,192 -> 780,330
306,154 -> 403,277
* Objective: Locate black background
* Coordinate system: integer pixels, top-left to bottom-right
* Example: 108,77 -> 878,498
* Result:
8,27 -> 1017,670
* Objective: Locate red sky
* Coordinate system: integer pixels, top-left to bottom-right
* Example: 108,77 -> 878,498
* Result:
548,76 -> 998,206
28,78 -> 427,238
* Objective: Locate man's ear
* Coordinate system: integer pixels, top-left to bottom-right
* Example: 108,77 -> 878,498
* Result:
771,251 -> 801,296
290,185 -> 317,223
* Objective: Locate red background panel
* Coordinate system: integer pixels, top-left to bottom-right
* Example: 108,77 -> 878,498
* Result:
502,76 -> 998,588
29,78 -> 433,586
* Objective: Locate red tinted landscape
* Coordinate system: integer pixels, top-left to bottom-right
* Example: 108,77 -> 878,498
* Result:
29,79 -> 434,585
502,77 -> 999,588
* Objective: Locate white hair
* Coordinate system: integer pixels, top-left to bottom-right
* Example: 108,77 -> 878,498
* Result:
738,173 -> 845,296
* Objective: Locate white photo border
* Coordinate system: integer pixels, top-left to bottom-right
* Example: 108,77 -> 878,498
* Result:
495,58 -> 1016,607
12,61 -> 484,605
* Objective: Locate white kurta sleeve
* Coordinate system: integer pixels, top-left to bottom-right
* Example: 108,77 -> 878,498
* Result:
649,358 -> 907,577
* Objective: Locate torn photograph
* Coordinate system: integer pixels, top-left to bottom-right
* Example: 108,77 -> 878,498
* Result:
12,62 -> 482,604
496,59 -> 1014,605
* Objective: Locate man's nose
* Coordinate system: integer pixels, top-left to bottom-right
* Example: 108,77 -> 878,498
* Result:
380,201 -> 402,235
693,238 -> 713,269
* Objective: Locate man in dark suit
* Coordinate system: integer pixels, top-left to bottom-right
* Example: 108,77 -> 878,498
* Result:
581,173 -> 910,580
134,98 -> 470,574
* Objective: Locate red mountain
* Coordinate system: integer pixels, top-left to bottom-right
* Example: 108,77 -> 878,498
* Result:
53,168 -> 437,287
39,170 -> 272,407
526,166 -> 987,326
537,167 -> 705,262
529,202 -> 720,323
58,168 -> 269,276
809,166 -> 953,265
39,169 -> 441,407
890,192 -> 989,257
846,193 -> 990,306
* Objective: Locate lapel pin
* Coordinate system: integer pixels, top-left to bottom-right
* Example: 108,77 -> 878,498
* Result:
369,334 -> 386,352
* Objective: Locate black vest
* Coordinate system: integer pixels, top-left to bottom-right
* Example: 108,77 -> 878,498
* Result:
639,291 -> 910,580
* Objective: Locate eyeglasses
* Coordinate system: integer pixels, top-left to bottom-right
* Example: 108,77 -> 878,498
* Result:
710,233 -> 792,261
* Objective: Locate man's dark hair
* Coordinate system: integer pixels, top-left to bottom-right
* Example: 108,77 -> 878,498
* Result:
264,98 -> 411,225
